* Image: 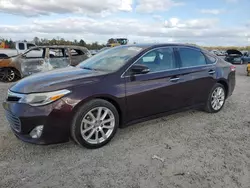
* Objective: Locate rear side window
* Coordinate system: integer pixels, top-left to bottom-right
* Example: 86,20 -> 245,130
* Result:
178,48 -> 207,68
18,43 -> 25,50
204,53 -> 217,64
71,49 -> 85,56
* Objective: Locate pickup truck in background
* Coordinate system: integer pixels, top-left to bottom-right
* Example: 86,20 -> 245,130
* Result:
0,41 -> 38,58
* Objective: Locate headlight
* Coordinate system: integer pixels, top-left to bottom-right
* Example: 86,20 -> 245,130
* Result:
19,89 -> 71,106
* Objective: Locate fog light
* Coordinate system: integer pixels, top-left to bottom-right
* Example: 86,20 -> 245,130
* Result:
30,125 -> 44,139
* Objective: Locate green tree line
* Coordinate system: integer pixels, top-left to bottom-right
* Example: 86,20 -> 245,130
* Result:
1,37 -> 250,51
2,37 -> 106,50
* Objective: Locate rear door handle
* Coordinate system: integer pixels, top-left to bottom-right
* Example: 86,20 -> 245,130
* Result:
170,77 -> 180,82
208,70 -> 215,74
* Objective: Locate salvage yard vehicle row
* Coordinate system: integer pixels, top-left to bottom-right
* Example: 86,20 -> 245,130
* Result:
0,45 -> 91,82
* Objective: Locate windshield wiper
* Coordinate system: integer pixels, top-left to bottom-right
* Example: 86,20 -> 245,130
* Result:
82,67 -> 96,70
81,66 -> 109,72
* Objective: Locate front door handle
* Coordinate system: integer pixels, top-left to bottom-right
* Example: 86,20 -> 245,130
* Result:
208,70 -> 215,74
170,77 -> 180,82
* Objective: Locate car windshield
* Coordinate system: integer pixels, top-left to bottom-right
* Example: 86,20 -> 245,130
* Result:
78,46 -> 143,72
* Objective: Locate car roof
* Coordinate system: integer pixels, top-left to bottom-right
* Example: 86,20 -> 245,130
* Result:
30,45 -> 88,50
124,43 -> 201,50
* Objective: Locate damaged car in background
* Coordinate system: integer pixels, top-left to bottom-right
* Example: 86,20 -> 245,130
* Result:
0,46 -> 91,82
224,49 -> 250,64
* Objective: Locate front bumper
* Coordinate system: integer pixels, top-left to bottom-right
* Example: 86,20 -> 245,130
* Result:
2,99 -> 73,145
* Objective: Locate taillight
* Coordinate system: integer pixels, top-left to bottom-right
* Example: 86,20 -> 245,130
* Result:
230,65 -> 236,72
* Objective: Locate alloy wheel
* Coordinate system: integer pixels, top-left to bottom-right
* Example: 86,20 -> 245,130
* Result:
7,69 -> 15,82
80,107 -> 115,144
0,69 -> 15,82
211,87 -> 225,111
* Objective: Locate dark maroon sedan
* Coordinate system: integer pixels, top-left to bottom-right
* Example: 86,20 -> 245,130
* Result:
3,44 -> 236,149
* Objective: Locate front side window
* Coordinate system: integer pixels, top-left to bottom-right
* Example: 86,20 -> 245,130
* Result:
23,48 -> 44,58
142,51 -> 157,63
135,48 -> 176,73
178,48 -> 207,68
204,53 -> 217,64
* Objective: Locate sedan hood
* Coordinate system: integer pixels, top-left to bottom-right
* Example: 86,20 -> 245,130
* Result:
10,66 -> 108,93
226,49 -> 242,56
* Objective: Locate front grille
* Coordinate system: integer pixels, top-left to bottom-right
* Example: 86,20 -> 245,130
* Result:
5,111 -> 21,132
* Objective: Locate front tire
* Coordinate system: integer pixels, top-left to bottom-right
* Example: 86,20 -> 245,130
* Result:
0,68 -> 17,82
204,83 -> 226,113
71,99 -> 119,149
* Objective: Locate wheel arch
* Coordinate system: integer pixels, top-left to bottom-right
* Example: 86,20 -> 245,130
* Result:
217,79 -> 229,98
71,94 -> 124,127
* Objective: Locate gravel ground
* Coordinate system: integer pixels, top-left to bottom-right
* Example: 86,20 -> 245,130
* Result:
0,65 -> 250,188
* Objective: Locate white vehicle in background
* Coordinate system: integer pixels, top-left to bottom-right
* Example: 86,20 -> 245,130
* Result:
210,50 -> 224,56
0,41 -> 43,58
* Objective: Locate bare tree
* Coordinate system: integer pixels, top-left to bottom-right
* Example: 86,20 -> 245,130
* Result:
33,37 -> 40,45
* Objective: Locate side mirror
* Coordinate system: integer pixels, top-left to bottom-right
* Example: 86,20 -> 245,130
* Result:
130,64 -> 150,75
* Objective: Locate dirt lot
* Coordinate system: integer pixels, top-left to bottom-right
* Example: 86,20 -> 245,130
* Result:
0,65 -> 250,188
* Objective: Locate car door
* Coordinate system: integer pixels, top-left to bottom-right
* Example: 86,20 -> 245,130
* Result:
48,47 -> 70,69
176,47 -> 217,105
124,47 -> 189,121
20,47 -> 47,77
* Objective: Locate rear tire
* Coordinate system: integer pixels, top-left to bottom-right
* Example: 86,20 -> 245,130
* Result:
71,99 -> 119,149
204,83 -> 226,113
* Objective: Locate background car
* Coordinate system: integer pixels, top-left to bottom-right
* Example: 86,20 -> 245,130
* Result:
224,49 -> 250,64
3,44 -> 236,149
0,45 -> 91,82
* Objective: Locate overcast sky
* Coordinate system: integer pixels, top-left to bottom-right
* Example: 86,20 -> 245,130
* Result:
0,0 -> 249,46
